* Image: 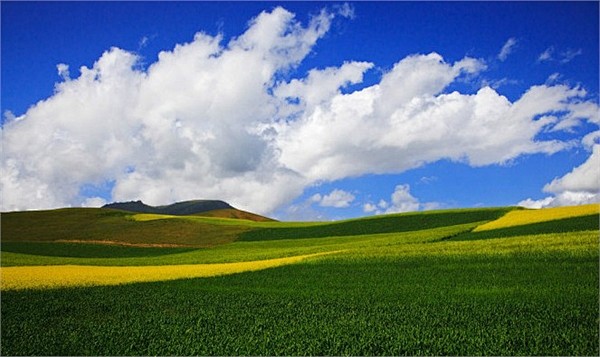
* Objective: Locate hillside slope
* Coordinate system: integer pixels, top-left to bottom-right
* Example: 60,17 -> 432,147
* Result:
1,208 -> 252,247
194,208 -> 275,222
102,199 -> 233,215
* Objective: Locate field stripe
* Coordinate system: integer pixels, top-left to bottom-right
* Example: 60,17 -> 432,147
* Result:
473,204 -> 599,232
0,251 -> 339,291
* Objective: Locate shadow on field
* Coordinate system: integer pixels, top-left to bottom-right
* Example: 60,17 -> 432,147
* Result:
449,214 -> 599,241
240,208 -> 511,241
0,242 -> 197,259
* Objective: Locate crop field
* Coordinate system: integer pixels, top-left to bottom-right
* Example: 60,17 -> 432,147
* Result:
474,204 -> 599,231
1,204 -> 598,355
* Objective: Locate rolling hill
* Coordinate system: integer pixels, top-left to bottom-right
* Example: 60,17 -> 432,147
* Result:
1,203 -> 598,355
102,199 -> 233,215
102,199 -> 274,222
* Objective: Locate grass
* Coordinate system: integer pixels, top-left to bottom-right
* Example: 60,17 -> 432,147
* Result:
0,204 -> 598,355
0,241 -> 195,258
1,208 -> 253,247
193,208 -> 275,221
452,214 -> 599,241
239,207 -> 512,241
1,232 -> 597,355
0,222 -> 479,267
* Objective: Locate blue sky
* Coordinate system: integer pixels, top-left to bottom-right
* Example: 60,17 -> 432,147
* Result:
2,1 -> 599,220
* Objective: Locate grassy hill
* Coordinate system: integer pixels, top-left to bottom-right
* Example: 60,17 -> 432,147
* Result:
0,206 -> 510,247
101,199 -> 274,220
1,203 -> 598,355
1,208 -> 252,247
194,208 -> 275,222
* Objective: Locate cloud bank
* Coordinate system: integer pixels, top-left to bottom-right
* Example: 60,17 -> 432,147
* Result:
2,6 -> 599,214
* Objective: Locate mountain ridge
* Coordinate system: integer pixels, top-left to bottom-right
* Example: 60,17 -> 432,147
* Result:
102,199 -> 233,216
102,199 -> 275,222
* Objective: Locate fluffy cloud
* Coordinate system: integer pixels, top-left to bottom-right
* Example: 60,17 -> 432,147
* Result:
362,203 -> 377,213
519,145 -> 599,208
272,56 -> 593,182
2,7 -> 332,213
498,37 -> 518,61
2,6 -> 599,215
385,184 -> 421,213
364,184 -> 439,214
316,189 -> 355,208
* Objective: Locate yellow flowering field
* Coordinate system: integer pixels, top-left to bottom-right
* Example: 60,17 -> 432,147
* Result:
474,204 -> 599,232
0,252 -> 337,291
130,213 -> 177,221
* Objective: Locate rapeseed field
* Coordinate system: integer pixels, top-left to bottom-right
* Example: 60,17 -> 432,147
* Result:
474,203 -> 598,231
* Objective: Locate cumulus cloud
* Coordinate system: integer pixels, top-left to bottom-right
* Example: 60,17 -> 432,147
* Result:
316,189 -> 355,208
362,202 -> 377,213
2,6 -> 599,215
274,61 -> 374,117
498,37 -> 518,61
385,184 -> 421,213
273,60 -> 595,183
518,145 -> 599,208
2,7 -> 332,213
364,184 -> 439,215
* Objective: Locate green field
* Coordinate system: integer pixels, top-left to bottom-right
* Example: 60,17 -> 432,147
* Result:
1,205 -> 598,355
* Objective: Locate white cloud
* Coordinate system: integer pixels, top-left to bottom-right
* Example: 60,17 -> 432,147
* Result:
498,37 -> 518,61
316,189 -> 355,208
544,145 -> 599,194
82,196 -> 108,208
419,176 -> 438,184
2,6 -> 599,216
273,65 -> 595,182
363,202 -> 377,213
517,197 -> 555,209
334,3 -> 355,19
377,199 -> 388,209
1,7 -> 330,213
546,72 -> 561,83
518,144 -> 600,208
386,184 -> 421,213
560,48 -> 582,64
481,77 -> 520,90
56,63 -> 70,81
537,46 -> 582,64
364,184 -> 440,215
138,36 -> 149,49
538,47 -> 554,62
274,61 -> 374,117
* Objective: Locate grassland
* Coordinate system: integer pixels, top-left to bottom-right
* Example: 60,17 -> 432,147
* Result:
1,204 -> 598,355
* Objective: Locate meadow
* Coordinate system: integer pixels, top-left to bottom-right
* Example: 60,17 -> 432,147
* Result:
1,204 -> 598,355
